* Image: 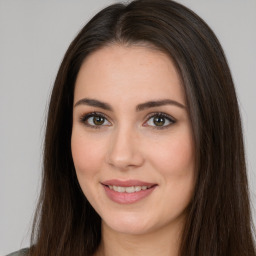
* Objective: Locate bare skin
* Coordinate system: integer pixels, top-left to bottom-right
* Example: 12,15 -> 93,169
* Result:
72,44 -> 195,256
95,215 -> 183,256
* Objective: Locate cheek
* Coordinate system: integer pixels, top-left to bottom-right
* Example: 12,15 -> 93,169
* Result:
71,130 -> 106,178
71,129 -> 110,206
148,129 -> 195,177
147,128 -> 195,209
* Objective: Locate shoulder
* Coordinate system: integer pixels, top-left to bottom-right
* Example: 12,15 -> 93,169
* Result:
6,248 -> 29,256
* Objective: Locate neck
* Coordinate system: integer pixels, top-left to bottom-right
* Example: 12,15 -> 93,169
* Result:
95,219 -> 184,256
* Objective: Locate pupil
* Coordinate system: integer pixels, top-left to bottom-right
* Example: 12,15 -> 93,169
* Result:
93,116 -> 104,125
153,116 -> 165,126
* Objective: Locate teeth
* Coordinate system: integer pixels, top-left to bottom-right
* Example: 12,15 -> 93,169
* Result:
108,185 -> 150,193
125,186 -> 135,193
135,186 -> 141,192
113,186 -> 125,192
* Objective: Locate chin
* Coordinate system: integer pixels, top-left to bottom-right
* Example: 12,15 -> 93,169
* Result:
102,212 -> 161,235
100,207 -> 187,237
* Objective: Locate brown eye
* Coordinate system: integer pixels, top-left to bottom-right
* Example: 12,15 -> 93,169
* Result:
81,113 -> 111,128
145,113 -> 175,129
153,116 -> 165,126
93,116 -> 105,125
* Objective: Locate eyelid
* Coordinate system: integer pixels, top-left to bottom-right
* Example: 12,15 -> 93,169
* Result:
79,111 -> 176,129
143,112 -> 176,128
79,111 -> 112,128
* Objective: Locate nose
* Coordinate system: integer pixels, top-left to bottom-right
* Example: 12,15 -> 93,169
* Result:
106,126 -> 144,170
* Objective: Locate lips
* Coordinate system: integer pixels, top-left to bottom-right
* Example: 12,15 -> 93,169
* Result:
102,179 -> 156,187
101,179 -> 157,204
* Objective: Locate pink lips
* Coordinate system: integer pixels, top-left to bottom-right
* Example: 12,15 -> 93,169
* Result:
101,179 -> 157,204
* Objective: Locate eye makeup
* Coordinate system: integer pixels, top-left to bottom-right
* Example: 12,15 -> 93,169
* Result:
143,112 -> 176,130
79,111 -> 176,130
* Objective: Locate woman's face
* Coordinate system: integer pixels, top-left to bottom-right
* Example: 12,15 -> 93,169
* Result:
71,45 -> 195,235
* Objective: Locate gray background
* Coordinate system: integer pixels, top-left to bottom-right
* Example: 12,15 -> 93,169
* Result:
0,0 -> 255,255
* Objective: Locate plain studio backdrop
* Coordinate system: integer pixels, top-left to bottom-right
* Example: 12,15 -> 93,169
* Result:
0,0 -> 255,254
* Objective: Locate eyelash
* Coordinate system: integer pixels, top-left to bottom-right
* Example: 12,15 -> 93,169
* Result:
79,112 -> 176,130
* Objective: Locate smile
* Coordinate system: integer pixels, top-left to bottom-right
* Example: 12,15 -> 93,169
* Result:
101,180 -> 157,204
107,185 -> 152,193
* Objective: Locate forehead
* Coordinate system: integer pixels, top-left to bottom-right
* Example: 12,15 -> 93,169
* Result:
74,44 -> 185,105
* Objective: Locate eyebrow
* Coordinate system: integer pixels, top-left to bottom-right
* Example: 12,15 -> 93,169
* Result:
74,98 -> 186,111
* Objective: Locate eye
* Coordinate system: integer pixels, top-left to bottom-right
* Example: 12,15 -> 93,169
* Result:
80,112 -> 111,128
144,113 -> 175,129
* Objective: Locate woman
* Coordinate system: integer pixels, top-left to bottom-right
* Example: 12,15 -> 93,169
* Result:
8,0 -> 256,255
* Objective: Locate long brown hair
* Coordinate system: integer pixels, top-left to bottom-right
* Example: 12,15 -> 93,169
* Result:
29,0 -> 256,255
